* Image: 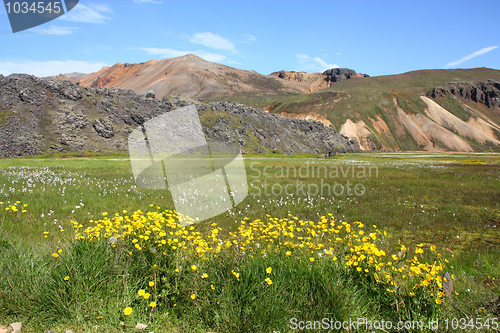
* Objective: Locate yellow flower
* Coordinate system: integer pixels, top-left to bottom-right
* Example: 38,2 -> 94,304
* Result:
57,248 -> 62,254
265,277 -> 273,285
149,281 -> 155,287
191,265 -> 197,271
286,251 -> 292,256
96,316 -> 103,319
51,253 -> 59,258
415,248 -> 424,254
231,270 -> 240,281
266,267 -> 272,274
138,289 -> 145,297
201,273 -> 208,279
143,293 -> 151,299
210,284 -> 215,290
332,256 -> 337,262
123,307 -> 133,316
430,245 -> 436,251
175,268 -> 179,273
190,293 -> 196,300
149,301 -> 156,308
309,257 -> 315,262
435,298 -> 443,305
64,276 -> 70,281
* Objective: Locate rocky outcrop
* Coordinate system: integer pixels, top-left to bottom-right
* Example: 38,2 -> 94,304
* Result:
272,71 -> 309,81
269,68 -> 369,93
323,68 -> 369,83
0,74 -> 360,157
428,80 -> 500,108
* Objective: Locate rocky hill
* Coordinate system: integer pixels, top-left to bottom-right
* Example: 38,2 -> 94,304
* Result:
0,74 -> 359,157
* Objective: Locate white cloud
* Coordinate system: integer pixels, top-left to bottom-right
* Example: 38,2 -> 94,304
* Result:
189,32 -> 236,52
296,54 -> 338,72
445,46 -> 498,68
243,34 -> 257,42
140,47 -> 227,63
133,0 -> 163,3
313,57 -> 338,71
59,3 -> 112,24
0,60 -> 107,77
296,54 -> 310,62
33,25 -> 78,35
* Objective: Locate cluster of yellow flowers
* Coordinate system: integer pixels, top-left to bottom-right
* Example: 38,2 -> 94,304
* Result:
71,209 -> 451,308
0,201 -> 28,213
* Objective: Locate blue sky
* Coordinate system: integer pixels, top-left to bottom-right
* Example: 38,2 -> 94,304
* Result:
0,0 -> 499,77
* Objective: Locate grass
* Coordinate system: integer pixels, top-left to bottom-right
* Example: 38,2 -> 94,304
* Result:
0,153 -> 499,332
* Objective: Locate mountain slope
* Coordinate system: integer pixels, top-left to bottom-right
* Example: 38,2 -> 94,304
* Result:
78,54 -> 302,100
266,68 -> 500,151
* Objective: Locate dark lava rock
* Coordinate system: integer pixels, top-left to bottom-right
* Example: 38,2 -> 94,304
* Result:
323,68 -> 369,83
428,80 -> 500,108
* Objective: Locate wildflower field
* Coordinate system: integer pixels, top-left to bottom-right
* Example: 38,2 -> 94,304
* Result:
0,153 -> 498,332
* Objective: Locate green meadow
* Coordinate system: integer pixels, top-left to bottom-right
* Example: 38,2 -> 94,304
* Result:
0,153 -> 498,332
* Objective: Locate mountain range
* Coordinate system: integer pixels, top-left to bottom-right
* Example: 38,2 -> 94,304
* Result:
7,54 -> 500,154
64,55 -> 500,152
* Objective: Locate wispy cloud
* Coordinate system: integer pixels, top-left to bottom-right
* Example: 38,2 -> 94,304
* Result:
296,54 -> 338,72
59,3 -> 112,24
33,25 -> 78,35
445,46 -> 498,68
243,34 -> 257,42
189,32 -> 236,52
140,47 -> 227,63
133,0 -> 163,4
0,60 -> 107,76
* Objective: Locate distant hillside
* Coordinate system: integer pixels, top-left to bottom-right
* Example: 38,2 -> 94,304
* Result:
265,68 -> 500,152
0,74 -> 359,157
46,72 -> 85,82
75,55 -> 366,103
77,54 -> 301,100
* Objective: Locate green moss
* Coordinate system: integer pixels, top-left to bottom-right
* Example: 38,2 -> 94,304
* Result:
0,110 -> 14,126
